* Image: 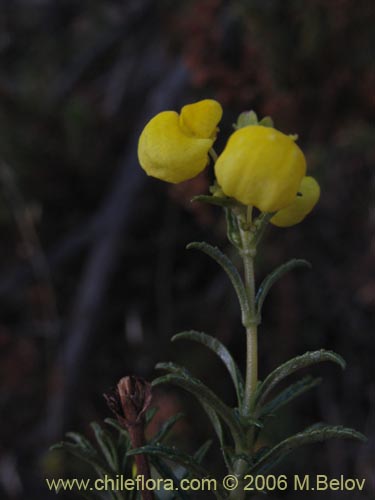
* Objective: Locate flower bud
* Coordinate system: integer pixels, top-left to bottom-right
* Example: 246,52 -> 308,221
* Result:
104,376 -> 152,428
270,176 -> 320,227
214,125 -> 306,212
138,99 -> 222,183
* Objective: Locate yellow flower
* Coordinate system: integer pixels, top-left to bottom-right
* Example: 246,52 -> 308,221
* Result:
270,176 -> 320,227
138,99 -> 222,183
214,125 -> 306,212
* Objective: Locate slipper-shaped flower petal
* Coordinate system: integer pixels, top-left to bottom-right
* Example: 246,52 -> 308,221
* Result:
138,99 -> 222,184
215,125 -> 306,212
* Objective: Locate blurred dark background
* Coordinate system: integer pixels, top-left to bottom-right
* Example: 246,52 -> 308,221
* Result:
0,0 -> 374,498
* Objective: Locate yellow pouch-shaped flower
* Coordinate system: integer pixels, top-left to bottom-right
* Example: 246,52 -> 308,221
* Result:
138,100 -> 222,184
214,125 -> 306,212
270,176 -> 320,227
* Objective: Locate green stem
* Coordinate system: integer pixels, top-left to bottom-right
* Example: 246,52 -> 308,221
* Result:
230,209 -> 259,500
238,210 -> 258,416
209,147 -> 218,163
243,324 -> 258,416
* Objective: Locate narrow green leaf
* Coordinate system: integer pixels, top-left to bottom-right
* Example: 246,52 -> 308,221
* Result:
178,441 -> 213,491
193,440 -> 212,464
200,399 -> 224,447
91,422 -> 119,472
130,445 -> 226,500
187,242 -> 250,322
251,212 -> 274,247
146,406 -> 158,424
256,350 -> 346,408
304,422 -> 327,432
154,363 -> 225,445
153,372 -> 243,448
64,432 -> 96,452
259,376 -> 322,418
104,418 -> 129,440
199,403 -> 235,471
155,362 -> 192,378
149,456 -> 191,500
249,425 -> 366,475
184,441 -> 228,499
172,330 -> 244,405
151,412 -> 185,445
51,442 -> 109,474
256,259 -> 311,318
104,418 -> 131,472
235,410 -> 264,430
128,444 -> 210,478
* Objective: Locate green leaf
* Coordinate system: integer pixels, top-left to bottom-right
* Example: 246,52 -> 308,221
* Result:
193,440 -> 212,464
64,432 -> 97,452
154,363 -> 225,446
249,425 -> 366,475
200,399 -> 225,448
187,242 -> 250,323
152,371 -> 243,448
149,456 -> 191,500
130,445 -> 226,500
199,407 -> 234,472
235,410 -> 264,430
258,376 -> 322,419
91,422 -> 119,472
192,194 -> 235,208
258,116 -> 274,128
256,259 -> 311,319
178,441 -> 213,489
251,212 -> 274,247
128,444 -> 210,478
155,362 -> 192,378
146,406 -> 158,424
51,441 -> 109,475
51,431 -> 126,500
234,110 -> 259,129
256,350 -> 346,408
172,330 -> 244,405
225,208 -> 242,249
151,412 -> 185,445
104,418 -> 131,472
104,418 -> 129,440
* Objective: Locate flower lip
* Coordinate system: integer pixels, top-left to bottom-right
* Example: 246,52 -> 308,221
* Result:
270,176 -> 321,227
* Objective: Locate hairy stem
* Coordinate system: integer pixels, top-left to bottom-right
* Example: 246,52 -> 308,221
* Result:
230,209 -> 259,499
238,211 -> 258,416
243,324 -> 258,416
